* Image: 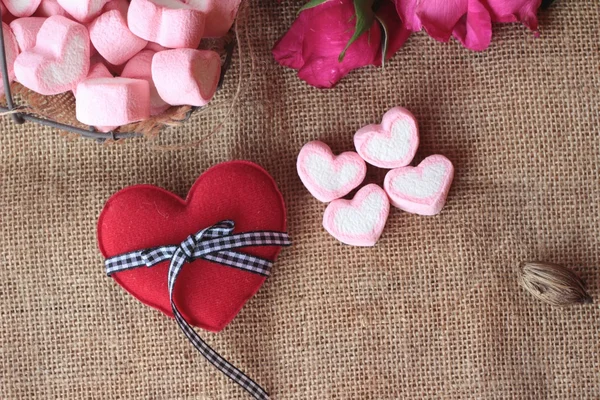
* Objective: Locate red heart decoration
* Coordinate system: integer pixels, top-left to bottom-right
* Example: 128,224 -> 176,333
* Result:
97,161 -> 287,332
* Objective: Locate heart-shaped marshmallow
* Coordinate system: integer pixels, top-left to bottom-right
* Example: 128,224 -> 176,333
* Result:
297,141 -> 367,203
127,0 -> 206,49
89,9 -> 147,66
384,155 -> 454,216
323,184 -> 390,247
71,60 -> 111,97
0,22 -> 19,96
9,16 -> 44,52
2,0 -> 42,17
121,50 -> 170,116
185,0 -> 242,38
75,77 -> 150,126
72,63 -> 120,134
152,48 -> 221,107
98,161 -> 287,332
56,0 -> 110,22
14,15 -> 90,95
354,107 -> 419,169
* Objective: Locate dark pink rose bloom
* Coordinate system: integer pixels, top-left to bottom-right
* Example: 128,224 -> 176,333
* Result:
273,0 -> 411,88
395,0 -> 542,51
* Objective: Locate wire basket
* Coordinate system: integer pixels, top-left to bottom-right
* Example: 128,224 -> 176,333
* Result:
0,9 -> 234,143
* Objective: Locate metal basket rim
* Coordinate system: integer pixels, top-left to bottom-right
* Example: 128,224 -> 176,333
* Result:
0,9 -> 234,142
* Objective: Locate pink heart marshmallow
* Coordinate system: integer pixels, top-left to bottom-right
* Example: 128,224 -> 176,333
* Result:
14,16 -> 90,95
297,140 -> 367,203
121,49 -> 170,116
127,0 -> 205,49
9,17 -> 45,52
384,155 -> 454,216
151,48 -> 221,107
354,106 -> 420,169
75,77 -> 150,126
2,0 -> 42,17
185,0 -> 242,38
323,184 -> 390,247
89,9 -> 147,66
56,0 -> 110,22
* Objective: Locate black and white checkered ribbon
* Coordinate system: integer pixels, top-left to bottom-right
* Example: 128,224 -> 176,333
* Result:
105,220 -> 291,400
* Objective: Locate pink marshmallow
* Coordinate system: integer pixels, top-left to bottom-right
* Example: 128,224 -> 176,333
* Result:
384,155 -> 455,216
34,0 -> 69,17
152,49 -> 221,107
75,77 -> 150,126
121,50 -> 170,116
0,21 -> 19,96
90,9 -> 147,66
323,184 -> 390,247
73,62 -> 121,135
2,0 -> 42,17
9,17 -> 45,52
297,141 -> 367,203
14,16 -> 90,95
186,0 -> 242,38
72,61 -> 111,97
354,107 -> 420,169
127,0 -> 205,49
56,0 -> 110,23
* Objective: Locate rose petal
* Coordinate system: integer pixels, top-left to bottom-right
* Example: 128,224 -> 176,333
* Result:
452,0 -> 492,51
394,0 -> 422,32
483,0 -> 542,30
417,0 -> 468,43
271,11 -> 306,69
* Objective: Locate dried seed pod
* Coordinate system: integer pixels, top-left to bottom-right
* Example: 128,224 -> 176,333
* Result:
520,261 -> 593,306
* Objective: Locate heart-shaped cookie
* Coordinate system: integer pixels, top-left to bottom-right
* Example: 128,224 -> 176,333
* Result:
97,161 -> 287,332
354,107 -> 419,169
297,140 -> 367,202
384,155 -> 454,215
323,184 -> 390,246
14,15 -> 90,95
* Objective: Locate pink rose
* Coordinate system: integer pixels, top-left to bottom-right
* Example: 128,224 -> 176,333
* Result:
273,0 -> 410,88
395,0 -> 542,51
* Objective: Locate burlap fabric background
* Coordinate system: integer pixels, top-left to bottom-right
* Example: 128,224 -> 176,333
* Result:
1,1 -> 598,399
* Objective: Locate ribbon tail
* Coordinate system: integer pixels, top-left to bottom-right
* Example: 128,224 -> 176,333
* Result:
168,247 -> 270,400
172,305 -> 270,400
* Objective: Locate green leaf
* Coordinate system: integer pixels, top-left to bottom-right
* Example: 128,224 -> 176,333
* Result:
374,13 -> 389,68
299,0 -> 330,13
338,0 -> 376,62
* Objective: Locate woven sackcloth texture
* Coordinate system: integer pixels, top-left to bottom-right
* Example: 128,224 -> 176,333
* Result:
1,1 -> 598,399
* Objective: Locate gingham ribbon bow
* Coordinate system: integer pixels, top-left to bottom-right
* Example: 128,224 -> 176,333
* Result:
105,220 -> 291,400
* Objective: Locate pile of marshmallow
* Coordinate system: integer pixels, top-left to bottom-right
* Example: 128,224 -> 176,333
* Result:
297,107 -> 455,247
0,0 -> 238,131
